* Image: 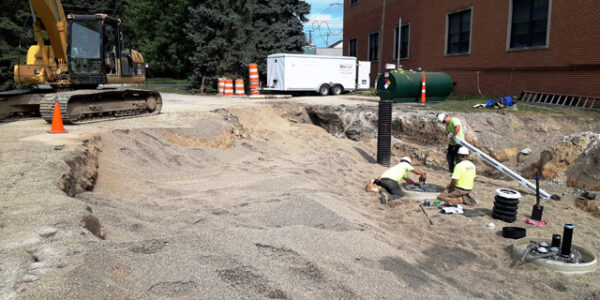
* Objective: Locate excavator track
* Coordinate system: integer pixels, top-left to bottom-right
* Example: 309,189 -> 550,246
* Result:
39,89 -> 162,124
0,89 -> 54,120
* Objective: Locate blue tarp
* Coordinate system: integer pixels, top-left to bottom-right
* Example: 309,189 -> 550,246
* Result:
485,96 -> 514,108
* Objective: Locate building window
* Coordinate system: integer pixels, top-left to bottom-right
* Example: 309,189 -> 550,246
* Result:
368,32 -> 378,61
509,0 -> 550,48
349,38 -> 357,57
446,9 -> 471,55
350,0 -> 358,5
394,24 -> 410,59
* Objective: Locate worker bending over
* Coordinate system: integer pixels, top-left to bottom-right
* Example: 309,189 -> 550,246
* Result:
375,156 -> 427,204
437,113 -> 464,173
438,147 -> 477,205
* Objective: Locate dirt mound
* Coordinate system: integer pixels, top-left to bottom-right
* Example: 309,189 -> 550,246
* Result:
158,108 -> 247,148
160,128 -> 241,148
5,96 -> 600,299
566,134 -> 600,190
489,147 -> 518,163
523,131 -> 600,180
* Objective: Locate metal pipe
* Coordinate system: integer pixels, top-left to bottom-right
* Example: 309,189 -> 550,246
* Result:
560,224 -> 574,257
551,234 -> 561,248
536,173 -> 540,206
397,17 -> 401,68
377,0 -> 386,75
376,100 -> 392,166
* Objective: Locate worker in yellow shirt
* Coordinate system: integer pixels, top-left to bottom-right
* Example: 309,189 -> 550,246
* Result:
374,156 -> 427,204
437,113 -> 465,173
438,147 -> 477,205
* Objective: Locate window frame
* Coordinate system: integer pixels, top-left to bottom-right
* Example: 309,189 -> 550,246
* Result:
348,37 -> 357,57
506,0 -> 552,51
393,23 -> 410,60
444,7 -> 473,56
368,31 -> 379,62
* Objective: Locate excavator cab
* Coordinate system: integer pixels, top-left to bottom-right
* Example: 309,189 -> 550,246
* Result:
67,14 -> 142,86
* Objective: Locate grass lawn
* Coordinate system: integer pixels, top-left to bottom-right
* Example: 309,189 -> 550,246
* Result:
144,86 -> 194,95
426,93 -> 600,117
146,77 -> 190,85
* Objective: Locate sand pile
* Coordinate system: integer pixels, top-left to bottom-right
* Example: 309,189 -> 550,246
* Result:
2,95 -> 600,299
566,132 -> 600,190
522,131 -> 600,181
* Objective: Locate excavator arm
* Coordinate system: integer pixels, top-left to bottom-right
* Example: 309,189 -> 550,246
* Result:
14,0 -> 69,83
29,0 -> 68,62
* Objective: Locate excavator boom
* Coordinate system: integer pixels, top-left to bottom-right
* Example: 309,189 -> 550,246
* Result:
29,0 -> 68,62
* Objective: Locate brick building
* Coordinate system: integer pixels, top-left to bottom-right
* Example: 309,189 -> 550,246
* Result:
343,0 -> 600,97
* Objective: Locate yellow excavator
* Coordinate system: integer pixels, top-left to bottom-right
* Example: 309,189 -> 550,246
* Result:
0,0 -> 162,123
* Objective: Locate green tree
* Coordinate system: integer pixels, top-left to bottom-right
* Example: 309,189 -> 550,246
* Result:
250,0 -> 310,77
62,0 -> 127,16
0,0 -> 32,91
187,0 -> 310,93
126,0 -> 196,79
187,0 -> 253,92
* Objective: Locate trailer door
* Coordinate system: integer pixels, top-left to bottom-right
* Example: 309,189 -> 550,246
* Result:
267,57 -> 285,90
357,61 -> 371,89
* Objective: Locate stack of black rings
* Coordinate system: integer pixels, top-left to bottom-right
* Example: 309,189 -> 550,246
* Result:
492,188 -> 522,223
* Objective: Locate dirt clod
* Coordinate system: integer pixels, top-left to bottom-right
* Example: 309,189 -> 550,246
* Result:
81,214 -> 105,239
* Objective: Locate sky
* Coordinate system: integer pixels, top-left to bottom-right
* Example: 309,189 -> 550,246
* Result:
303,0 -> 343,48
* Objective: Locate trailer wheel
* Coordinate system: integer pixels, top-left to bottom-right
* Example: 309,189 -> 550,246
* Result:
331,84 -> 344,95
318,84 -> 330,96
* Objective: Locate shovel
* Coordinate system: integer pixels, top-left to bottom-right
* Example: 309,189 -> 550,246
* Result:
419,204 -> 434,225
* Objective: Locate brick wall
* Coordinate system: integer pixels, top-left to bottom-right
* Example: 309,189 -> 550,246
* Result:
344,0 -> 600,97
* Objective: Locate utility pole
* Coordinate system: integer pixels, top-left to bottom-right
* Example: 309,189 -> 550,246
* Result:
377,0 -> 386,75
397,18 -> 402,69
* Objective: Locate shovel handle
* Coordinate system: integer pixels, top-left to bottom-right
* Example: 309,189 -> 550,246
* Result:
419,204 -> 434,225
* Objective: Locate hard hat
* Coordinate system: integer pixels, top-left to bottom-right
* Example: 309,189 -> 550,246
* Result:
400,156 -> 412,164
458,147 -> 469,156
437,113 -> 447,123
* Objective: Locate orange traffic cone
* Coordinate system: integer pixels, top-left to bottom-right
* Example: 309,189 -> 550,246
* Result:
421,72 -> 427,103
47,102 -> 68,134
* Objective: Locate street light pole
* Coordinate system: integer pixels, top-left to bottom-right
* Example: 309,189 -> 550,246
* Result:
377,0 -> 386,75
397,18 -> 401,68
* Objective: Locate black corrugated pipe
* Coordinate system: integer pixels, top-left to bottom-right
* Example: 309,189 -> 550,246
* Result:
377,100 -> 392,167
560,224 -> 574,257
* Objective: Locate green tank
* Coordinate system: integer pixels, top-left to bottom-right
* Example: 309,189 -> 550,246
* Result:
376,70 -> 453,103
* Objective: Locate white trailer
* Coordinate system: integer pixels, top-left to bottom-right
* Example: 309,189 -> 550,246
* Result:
264,53 -> 371,96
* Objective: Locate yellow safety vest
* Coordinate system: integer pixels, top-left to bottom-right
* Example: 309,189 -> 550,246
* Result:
445,117 -> 465,145
381,162 -> 414,182
452,160 -> 476,190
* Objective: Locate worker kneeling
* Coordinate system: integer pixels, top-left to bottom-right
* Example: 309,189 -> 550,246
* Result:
374,156 -> 426,205
438,147 -> 477,205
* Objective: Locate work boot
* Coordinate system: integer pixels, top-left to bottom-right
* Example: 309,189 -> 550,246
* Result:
463,194 -> 477,206
379,190 -> 390,205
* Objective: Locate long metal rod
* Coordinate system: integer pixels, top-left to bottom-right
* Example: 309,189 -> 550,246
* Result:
419,204 -> 434,225
377,0 -> 386,75
397,17 -> 401,68
454,137 -> 551,199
